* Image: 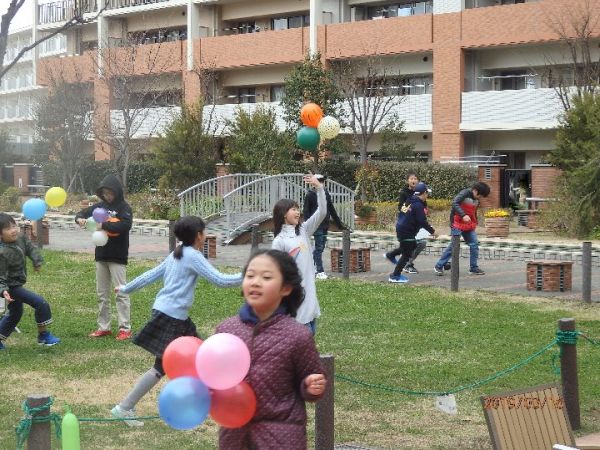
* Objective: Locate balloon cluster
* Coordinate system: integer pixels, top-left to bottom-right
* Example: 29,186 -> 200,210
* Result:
90,207 -> 110,247
21,187 -> 68,221
158,333 -> 256,430
296,103 -> 341,150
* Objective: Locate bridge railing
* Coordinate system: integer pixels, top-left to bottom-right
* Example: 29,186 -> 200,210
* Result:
223,174 -> 355,239
178,174 -> 264,220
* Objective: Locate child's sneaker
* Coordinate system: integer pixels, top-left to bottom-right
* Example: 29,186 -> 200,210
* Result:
434,265 -> 444,276
38,331 -> 61,347
315,272 -> 329,280
116,329 -> 132,341
383,253 -> 398,265
111,405 -> 144,427
444,262 -> 452,271
469,267 -> 486,275
403,264 -> 419,274
388,275 -> 409,283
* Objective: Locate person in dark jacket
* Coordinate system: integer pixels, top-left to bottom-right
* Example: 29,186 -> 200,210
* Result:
384,172 -> 419,266
389,182 -> 436,283
434,181 -> 490,276
75,174 -> 133,340
217,249 -> 326,449
0,213 -> 60,349
302,174 -> 345,280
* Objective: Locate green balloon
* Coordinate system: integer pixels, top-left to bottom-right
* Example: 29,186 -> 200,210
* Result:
85,218 -> 97,231
61,412 -> 80,450
296,126 -> 320,150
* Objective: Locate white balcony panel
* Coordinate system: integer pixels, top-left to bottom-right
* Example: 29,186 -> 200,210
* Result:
461,88 -> 563,131
110,106 -> 181,139
207,95 -> 432,135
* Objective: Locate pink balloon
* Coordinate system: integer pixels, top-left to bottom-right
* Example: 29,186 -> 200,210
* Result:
195,333 -> 251,390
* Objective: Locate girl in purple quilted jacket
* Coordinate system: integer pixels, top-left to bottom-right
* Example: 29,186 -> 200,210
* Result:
217,249 -> 327,450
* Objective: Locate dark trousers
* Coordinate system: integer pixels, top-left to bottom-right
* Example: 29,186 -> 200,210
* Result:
0,286 -> 53,340
392,235 -> 417,277
312,231 -> 327,273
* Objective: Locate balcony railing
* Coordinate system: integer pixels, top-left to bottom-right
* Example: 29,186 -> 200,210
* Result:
105,0 -> 174,10
461,88 -> 563,130
38,0 -> 98,25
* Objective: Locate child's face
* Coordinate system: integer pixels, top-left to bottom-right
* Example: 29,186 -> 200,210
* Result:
0,223 -> 19,243
101,188 -> 116,203
408,175 -> 419,188
284,206 -> 300,226
243,255 -> 292,320
472,189 -> 480,200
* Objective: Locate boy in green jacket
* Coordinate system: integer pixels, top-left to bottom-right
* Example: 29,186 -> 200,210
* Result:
0,213 -> 60,349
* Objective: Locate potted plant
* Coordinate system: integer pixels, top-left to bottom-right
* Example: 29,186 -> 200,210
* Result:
484,209 -> 511,238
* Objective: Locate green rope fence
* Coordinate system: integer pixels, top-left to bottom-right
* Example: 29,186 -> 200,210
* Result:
13,330 -> 598,448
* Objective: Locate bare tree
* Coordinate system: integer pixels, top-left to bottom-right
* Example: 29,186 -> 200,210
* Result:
331,55 -> 406,164
0,0 -> 105,81
34,68 -> 95,192
93,35 -> 180,191
543,0 -> 600,110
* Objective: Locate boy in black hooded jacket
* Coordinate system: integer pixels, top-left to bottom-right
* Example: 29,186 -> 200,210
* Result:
75,174 -> 133,340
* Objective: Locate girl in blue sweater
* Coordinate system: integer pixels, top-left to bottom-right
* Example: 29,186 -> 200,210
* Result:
111,216 -> 242,426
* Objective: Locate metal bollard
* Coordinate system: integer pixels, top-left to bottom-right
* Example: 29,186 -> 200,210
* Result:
315,355 -> 335,450
450,234 -> 460,292
559,318 -> 580,430
582,242 -> 592,304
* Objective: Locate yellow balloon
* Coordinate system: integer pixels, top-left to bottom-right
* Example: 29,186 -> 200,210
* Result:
45,187 -> 67,207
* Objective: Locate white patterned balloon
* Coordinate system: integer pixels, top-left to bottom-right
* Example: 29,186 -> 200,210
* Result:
92,230 -> 109,247
317,116 -> 341,140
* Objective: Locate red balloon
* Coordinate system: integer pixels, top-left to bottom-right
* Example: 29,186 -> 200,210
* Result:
163,336 -> 203,379
210,381 -> 257,429
300,103 -> 324,128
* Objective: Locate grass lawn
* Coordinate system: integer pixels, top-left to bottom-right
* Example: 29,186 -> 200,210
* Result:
1,251 -> 600,449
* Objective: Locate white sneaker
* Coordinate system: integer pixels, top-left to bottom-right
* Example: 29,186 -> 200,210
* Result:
315,272 -> 329,280
111,405 -> 144,427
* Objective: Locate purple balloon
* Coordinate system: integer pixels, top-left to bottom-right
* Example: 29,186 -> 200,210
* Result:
92,207 -> 109,223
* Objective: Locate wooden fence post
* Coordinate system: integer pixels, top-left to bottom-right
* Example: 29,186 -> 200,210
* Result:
559,318 -> 580,430
342,229 -> 351,280
250,224 -> 260,252
450,234 -> 460,292
315,355 -> 335,450
26,394 -> 51,450
582,242 -> 592,304
168,220 -> 176,253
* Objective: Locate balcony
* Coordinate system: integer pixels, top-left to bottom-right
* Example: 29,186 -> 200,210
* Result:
38,0 -> 98,25
37,52 -> 97,86
109,106 -> 180,138
461,88 -> 563,130
105,0 -> 177,11
326,15 -> 433,59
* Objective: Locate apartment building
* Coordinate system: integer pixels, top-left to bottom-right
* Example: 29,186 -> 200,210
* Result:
34,0 -> 600,168
0,21 -> 67,157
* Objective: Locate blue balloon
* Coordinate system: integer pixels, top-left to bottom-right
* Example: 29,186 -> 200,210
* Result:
158,377 -> 211,430
22,198 -> 47,221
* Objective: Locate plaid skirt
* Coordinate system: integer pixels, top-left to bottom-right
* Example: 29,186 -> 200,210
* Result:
133,309 -> 198,357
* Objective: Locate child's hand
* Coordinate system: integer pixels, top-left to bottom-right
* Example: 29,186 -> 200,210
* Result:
305,374 -> 327,396
2,290 -> 13,303
114,285 -> 122,294
303,174 -> 322,189
462,216 -> 472,223
76,218 -> 86,228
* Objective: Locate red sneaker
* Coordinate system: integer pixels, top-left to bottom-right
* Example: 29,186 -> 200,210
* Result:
116,329 -> 132,341
89,329 -> 112,338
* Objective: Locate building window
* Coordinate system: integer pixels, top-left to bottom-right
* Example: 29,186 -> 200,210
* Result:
270,85 -> 285,102
365,2 -> 432,20
238,87 -> 256,104
271,14 -> 309,30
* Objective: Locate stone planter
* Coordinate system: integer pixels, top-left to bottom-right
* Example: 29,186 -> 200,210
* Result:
355,212 -> 377,226
484,216 -> 510,238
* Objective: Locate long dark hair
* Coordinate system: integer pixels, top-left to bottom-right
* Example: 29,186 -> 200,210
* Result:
0,213 -> 16,232
243,249 -> 304,317
272,199 -> 301,237
173,216 -> 206,259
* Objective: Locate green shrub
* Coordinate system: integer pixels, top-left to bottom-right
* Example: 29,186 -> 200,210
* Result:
0,186 -> 21,211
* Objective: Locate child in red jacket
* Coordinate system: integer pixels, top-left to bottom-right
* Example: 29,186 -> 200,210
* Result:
216,249 -> 327,450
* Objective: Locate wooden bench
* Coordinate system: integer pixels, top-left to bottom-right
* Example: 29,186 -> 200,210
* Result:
481,383 -> 575,450
527,261 -> 573,292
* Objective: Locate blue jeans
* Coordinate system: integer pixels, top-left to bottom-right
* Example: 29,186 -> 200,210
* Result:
0,286 -> 53,340
305,319 -> 317,336
436,228 -> 480,271
312,231 -> 328,273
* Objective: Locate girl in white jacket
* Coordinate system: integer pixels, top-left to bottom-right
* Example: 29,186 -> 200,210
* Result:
271,174 -> 326,334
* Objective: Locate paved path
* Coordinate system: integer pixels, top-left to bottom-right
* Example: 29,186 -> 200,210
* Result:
44,228 -> 600,302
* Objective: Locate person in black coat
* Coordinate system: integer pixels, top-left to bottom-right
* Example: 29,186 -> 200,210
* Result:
385,172 -> 419,267
75,174 -> 133,340
302,175 -> 345,280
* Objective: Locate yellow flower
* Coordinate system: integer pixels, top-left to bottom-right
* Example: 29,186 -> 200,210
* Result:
484,209 -> 511,218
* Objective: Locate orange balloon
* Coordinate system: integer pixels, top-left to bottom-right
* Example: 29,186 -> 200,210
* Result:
105,217 -> 121,237
300,103 -> 324,128
210,381 -> 257,429
163,336 -> 204,379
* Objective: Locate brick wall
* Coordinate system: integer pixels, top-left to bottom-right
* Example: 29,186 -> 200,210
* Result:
477,165 -> 506,210
13,164 -> 32,193
432,13 -> 464,161
531,165 -> 562,200
330,248 -> 371,273
527,261 -> 572,292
